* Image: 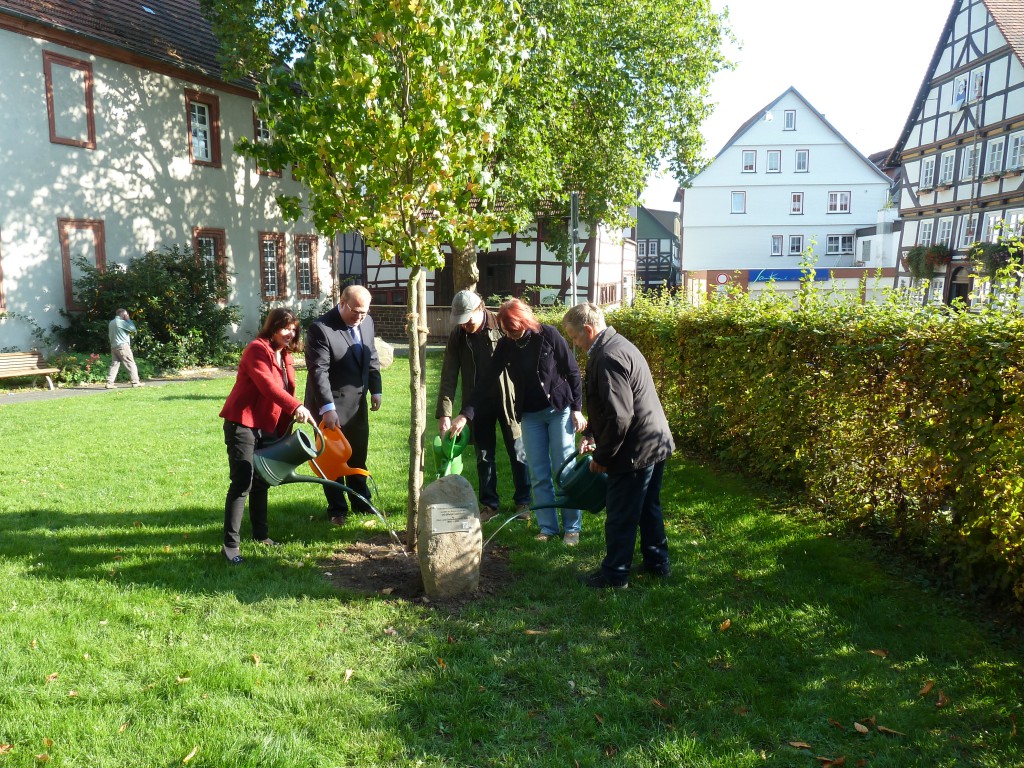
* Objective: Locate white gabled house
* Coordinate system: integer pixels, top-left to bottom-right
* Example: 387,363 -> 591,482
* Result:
679,87 -> 896,304
888,0 -> 1024,305
0,0 -> 332,352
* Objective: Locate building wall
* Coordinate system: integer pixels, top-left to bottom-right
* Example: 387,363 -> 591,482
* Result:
681,90 -> 892,276
893,0 -> 1024,302
0,29 -> 329,350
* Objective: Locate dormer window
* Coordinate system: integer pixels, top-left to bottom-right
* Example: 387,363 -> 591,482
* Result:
784,110 -> 796,131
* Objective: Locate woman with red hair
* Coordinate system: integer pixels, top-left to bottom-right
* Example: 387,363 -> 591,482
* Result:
219,308 -> 315,563
451,298 -> 586,545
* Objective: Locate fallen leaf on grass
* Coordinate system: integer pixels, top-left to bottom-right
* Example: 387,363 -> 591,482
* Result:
383,627 -> 397,636
877,725 -> 906,736
788,741 -> 813,750
603,744 -> 619,757
815,756 -> 844,767
828,719 -> 846,730
436,658 -> 447,668
868,649 -> 889,658
163,545 -> 171,553
118,723 -> 129,733
524,629 -> 548,635
855,760 -> 867,767
1011,714 -> 1017,738
447,634 -> 455,644
175,676 -> 191,685
30,639 -> 38,649
734,705 -> 748,716
652,698 -> 667,709
854,722 -> 869,734
44,673 -> 58,683
595,713 -> 604,725
34,754 -> 49,762
919,680 -> 934,696
343,669 -> 354,684
936,691 -> 950,709
381,587 -> 394,595
250,654 -> 261,666
181,745 -> 199,764
67,690 -> 78,698
719,618 -> 732,631
0,745 -> 12,754
42,739 -> 52,748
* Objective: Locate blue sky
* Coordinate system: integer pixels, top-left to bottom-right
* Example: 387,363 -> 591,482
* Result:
643,0 -> 951,210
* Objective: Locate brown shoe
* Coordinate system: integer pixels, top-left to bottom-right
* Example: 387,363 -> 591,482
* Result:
535,533 -> 551,542
480,505 -> 499,522
329,515 -> 346,526
515,503 -> 531,520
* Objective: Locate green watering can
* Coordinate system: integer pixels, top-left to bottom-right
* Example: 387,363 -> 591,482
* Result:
530,452 -> 608,514
432,428 -> 470,479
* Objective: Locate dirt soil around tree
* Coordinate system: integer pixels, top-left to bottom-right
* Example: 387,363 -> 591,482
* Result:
321,532 -> 514,611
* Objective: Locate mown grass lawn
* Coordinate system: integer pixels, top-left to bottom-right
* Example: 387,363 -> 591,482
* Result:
0,352 -> 1021,767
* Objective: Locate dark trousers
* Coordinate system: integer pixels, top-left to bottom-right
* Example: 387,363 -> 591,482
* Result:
601,460 -> 669,586
472,404 -> 531,509
323,398 -> 371,514
223,420 -> 270,548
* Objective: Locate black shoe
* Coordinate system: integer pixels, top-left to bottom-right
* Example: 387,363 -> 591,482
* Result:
632,561 -> 671,578
578,570 -> 628,589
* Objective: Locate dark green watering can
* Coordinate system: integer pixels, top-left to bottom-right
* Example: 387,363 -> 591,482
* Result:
254,423 -> 374,509
531,452 -> 608,514
253,422 -> 406,552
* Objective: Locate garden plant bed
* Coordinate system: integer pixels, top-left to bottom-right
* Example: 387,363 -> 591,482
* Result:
322,532 -> 514,610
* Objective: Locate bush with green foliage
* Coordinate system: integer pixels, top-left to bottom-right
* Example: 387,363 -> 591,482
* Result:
49,351 -> 158,385
607,272 -> 1024,608
55,245 -> 241,371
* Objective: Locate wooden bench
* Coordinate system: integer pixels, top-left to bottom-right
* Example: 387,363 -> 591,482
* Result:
0,351 -> 60,390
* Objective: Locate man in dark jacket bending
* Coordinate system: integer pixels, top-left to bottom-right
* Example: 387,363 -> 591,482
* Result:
562,302 -> 675,589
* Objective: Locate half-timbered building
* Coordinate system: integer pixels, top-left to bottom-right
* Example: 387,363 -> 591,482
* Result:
631,206 -> 680,291
888,0 -> 1024,304
360,220 -> 637,312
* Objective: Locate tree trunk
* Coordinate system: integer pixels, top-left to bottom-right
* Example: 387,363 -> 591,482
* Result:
330,235 -> 340,304
405,266 -> 427,551
451,243 -> 479,293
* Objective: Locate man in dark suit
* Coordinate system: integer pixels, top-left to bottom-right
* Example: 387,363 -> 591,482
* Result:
562,302 -> 675,589
304,284 -> 382,523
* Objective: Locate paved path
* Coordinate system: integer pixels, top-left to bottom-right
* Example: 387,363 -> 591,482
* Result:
0,343 -> 434,406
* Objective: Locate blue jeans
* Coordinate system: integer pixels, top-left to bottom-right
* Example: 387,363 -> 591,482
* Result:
602,461 -> 669,585
520,407 -> 581,536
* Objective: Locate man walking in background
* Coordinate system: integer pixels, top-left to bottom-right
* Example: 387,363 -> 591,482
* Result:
562,302 -> 675,589
436,290 -> 531,521
106,308 -> 143,388
304,285 -> 382,524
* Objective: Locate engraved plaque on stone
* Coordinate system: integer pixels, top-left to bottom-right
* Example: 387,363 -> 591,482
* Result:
429,502 -> 477,534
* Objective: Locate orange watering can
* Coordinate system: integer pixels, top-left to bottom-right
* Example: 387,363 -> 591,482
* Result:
309,421 -> 371,481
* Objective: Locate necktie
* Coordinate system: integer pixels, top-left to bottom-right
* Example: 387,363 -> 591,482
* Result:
348,326 -> 362,355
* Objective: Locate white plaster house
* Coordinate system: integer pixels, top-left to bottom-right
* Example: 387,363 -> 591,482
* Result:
0,0 -> 332,352
679,87 -> 896,304
888,0 -> 1024,305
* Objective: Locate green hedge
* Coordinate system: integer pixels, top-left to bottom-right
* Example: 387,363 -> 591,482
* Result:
605,280 -> 1024,608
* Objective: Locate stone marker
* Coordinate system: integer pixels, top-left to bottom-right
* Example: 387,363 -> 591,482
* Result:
375,338 -> 394,370
418,474 -> 481,598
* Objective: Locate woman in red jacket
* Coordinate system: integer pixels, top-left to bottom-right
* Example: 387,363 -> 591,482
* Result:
219,308 -> 314,563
